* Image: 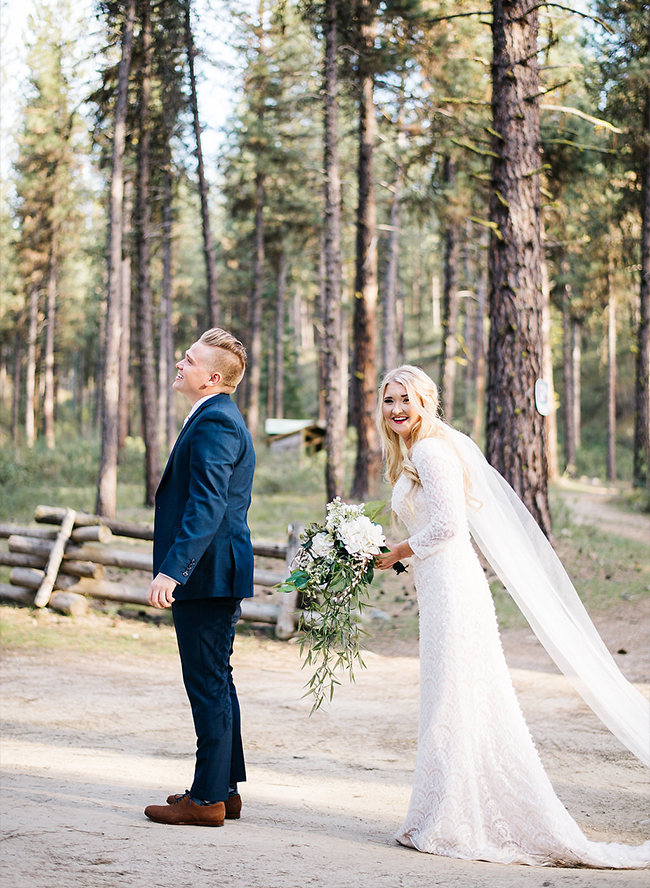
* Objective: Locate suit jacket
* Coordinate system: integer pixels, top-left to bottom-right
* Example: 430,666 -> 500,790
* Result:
153,393 -> 255,601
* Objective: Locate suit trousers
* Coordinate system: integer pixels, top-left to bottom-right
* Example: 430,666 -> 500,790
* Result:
172,597 -> 246,802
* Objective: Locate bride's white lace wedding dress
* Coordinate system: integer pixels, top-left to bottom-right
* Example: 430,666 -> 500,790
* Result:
391,434 -> 649,868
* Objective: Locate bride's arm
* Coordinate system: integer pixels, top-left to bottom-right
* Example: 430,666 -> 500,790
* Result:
405,438 -> 463,559
375,539 -> 413,570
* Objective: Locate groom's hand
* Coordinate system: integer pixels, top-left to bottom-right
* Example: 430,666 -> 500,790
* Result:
147,573 -> 178,609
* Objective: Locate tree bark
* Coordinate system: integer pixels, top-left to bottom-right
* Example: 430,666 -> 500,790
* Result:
486,0 -> 551,535
118,178 -> 133,451
185,0 -> 219,327
351,3 -> 380,500
322,0 -> 345,500
43,245 -> 56,449
541,252 -> 558,480
561,283 -> 576,474
135,0 -> 161,506
11,330 -> 22,443
472,234 -> 488,441
274,249 -> 287,419
572,319 -> 582,452
159,162 -> 174,452
633,83 -> 650,488
246,170 -> 265,439
382,168 -> 402,376
439,157 -> 460,421
25,285 -> 38,448
96,0 -> 135,517
607,254 -> 617,483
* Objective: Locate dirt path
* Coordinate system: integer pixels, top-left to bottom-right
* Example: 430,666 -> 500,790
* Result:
1,603 -> 648,888
554,479 -> 650,545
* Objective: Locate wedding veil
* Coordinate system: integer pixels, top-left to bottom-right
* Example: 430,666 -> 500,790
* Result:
445,425 -> 650,768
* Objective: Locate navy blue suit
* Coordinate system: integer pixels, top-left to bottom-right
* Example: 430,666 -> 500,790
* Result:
153,393 -> 255,802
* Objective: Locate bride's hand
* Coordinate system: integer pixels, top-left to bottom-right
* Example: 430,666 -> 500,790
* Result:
375,541 -> 413,570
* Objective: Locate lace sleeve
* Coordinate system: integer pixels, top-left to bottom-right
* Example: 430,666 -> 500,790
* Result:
407,438 -> 464,559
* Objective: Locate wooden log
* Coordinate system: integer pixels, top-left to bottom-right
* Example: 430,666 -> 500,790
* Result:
252,541 -> 288,559
0,551 -> 104,578
0,524 -> 57,540
34,508 -> 76,608
47,591 -> 88,616
70,525 -> 113,544
34,505 -> 154,540
9,536 -> 281,583
8,536 -> 153,571
64,577 -> 151,606
0,583 -> 34,606
276,522 -> 304,640
240,600 -> 279,624
10,567 -> 79,591
0,583 -> 88,616
253,568 -> 286,587
34,508 -> 286,555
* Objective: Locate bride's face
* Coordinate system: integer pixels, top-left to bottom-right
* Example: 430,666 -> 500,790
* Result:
382,381 -> 420,443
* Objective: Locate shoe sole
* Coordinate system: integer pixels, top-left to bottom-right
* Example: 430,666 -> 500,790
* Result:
146,815 -> 224,827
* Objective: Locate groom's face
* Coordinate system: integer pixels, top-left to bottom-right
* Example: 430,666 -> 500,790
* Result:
173,340 -> 220,405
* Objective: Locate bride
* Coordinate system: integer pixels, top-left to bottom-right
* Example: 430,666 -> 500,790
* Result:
374,365 -> 649,868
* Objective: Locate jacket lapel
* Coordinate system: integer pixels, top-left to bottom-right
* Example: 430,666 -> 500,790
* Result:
158,395 -> 226,488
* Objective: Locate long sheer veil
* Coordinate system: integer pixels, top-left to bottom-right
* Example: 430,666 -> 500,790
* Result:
445,425 -> 649,768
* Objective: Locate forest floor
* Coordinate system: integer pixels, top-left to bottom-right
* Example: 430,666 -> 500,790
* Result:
1,488 -> 649,888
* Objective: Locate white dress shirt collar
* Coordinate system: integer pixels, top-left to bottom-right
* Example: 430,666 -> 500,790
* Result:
183,393 -> 220,427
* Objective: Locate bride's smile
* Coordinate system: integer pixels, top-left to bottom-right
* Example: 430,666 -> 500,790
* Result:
383,381 -> 419,443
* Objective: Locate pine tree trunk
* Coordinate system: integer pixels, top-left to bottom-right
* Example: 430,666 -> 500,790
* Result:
572,319 -> 581,452
135,0 -> 160,506
633,84 -> 650,488
11,332 -> 22,443
439,157 -> 460,421
96,0 -> 135,517
322,0 -> 345,500
274,249 -> 286,420
185,0 -> 219,327
607,256 -> 617,483
382,169 -> 401,376
158,163 -> 174,452
351,9 -> 380,500
486,0 -> 551,535
43,246 -> 56,450
118,179 -> 133,451
246,170 -> 265,439
561,284 -> 576,474
25,285 -> 38,448
472,251 -> 487,441
316,233 -> 327,424
541,253 -> 558,480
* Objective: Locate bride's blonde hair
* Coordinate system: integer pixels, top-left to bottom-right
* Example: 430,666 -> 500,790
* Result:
376,365 -> 473,498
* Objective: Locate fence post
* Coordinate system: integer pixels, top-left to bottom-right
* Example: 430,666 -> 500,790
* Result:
275,522 -> 303,640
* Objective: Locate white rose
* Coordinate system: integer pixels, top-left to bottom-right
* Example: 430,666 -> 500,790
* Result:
310,532 -> 335,558
338,516 -> 385,557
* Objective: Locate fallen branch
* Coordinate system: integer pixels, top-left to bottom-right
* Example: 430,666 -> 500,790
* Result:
34,508 -> 76,608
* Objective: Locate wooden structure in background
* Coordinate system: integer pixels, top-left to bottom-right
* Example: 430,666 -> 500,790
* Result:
0,507 -> 303,637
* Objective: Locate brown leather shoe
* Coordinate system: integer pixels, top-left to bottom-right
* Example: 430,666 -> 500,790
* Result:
166,791 -> 241,819
145,793 -> 225,827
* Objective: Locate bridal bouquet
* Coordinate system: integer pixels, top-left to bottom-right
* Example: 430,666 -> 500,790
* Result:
279,498 -> 400,713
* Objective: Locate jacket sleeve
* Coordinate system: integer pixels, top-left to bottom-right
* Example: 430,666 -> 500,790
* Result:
157,412 -> 242,584
406,438 -> 463,559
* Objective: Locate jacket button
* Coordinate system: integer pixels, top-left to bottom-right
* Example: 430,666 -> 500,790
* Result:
182,570 -> 189,577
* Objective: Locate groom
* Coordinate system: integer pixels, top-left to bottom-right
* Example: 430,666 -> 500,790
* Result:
144,328 -> 255,828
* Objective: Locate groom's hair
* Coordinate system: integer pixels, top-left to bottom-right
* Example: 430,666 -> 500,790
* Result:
199,328 -> 247,391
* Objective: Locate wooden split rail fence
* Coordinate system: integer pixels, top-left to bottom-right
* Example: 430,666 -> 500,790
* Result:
0,506 -> 303,640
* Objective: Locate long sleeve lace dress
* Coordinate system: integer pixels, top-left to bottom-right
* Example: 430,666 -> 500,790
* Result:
391,435 -> 649,868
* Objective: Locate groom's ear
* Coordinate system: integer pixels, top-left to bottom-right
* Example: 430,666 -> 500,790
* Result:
207,371 -> 222,388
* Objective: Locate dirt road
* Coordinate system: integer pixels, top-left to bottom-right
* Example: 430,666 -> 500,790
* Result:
1,600 -> 648,888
